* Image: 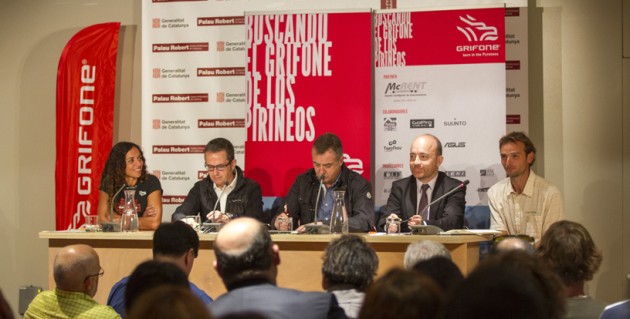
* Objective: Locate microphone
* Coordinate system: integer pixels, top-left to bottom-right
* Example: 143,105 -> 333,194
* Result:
210,185 -> 227,222
203,184 -> 227,233
305,174 -> 328,234
103,184 -> 126,232
416,180 -> 469,218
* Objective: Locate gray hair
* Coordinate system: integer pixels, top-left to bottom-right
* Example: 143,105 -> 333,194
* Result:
404,240 -> 451,269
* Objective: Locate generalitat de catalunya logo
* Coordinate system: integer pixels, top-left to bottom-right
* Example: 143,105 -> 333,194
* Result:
456,15 -> 498,42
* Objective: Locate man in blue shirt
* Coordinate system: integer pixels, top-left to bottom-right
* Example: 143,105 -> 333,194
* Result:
107,221 -> 212,318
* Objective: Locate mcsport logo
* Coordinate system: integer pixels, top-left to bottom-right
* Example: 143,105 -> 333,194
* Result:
457,15 -> 498,42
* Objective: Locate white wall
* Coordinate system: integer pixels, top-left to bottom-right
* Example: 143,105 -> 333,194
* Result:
0,0 -> 627,316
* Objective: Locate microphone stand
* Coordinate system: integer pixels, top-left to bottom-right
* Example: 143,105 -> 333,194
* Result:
203,185 -> 227,233
102,184 -> 126,232
305,175 -> 329,234
409,180 -> 469,235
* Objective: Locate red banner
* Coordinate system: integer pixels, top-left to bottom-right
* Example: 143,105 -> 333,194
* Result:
55,22 -> 120,230
245,12 -> 372,196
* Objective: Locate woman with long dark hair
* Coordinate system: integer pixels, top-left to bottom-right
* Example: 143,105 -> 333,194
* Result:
97,142 -> 162,230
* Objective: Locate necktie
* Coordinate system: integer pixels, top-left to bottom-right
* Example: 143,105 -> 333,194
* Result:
418,184 -> 430,221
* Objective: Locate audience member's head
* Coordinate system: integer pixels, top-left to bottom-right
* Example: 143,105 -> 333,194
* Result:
153,221 -> 200,275
412,256 -> 464,295
0,288 -> 14,319
491,235 -> 535,254
53,244 -> 102,297
127,285 -> 213,319
403,240 -> 450,269
124,260 -> 190,314
213,217 -> 279,289
322,234 -> 378,292
443,250 -> 565,319
358,268 -> 444,319
537,220 -> 602,287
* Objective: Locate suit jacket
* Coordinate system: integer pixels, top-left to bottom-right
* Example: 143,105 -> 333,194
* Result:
379,171 -> 465,231
208,283 -> 348,319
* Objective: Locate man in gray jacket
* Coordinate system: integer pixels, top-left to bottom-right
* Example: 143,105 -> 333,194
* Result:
209,217 -> 347,319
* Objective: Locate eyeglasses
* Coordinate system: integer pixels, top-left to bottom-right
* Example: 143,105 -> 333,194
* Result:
84,268 -> 104,282
493,234 -> 535,244
204,161 -> 231,171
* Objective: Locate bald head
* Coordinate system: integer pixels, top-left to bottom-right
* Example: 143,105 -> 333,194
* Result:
494,237 -> 535,254
215,217 -> 262,256
409,134 -> 444,183
213,218 -> 277,288
53,244 -> 101,295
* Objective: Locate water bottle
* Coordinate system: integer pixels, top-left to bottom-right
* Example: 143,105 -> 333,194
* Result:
330,189 -> 348,234
121,190 -> 139,232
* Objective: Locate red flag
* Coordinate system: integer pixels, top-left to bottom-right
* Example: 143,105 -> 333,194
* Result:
55,22 -> 120,230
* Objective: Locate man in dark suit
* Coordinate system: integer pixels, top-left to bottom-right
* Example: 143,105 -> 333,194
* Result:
208,217 -> 348,319
379,134 -> 465,232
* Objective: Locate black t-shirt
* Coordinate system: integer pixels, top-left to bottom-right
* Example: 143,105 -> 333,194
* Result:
100,174 -> 162,217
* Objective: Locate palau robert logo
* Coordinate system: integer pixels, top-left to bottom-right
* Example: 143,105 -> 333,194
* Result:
384,118 -> 397,132
153,68 -> 190,79
153,18 -> 189,29
444,142 -> 466,148
162,196 -> 186,205
445,170 -> 466,178
152,145 -> 206,154
198,119 -> 245,128
410,119 -> 434,129
455,15 -> 501,57
197,16 -> 245,27
480,168 -> 495,177
443,118 -> 467,127
152,42 -> 209,53
384,81 -> 427,98
197,67 -> 245,77
152,93 -> 208,103
383,171 -> 402,180
384,140 -> 403,152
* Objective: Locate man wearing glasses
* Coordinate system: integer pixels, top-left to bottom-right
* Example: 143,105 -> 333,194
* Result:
274,132 -> 374,232
24,244 -> 120,318
171,137 -> 263,223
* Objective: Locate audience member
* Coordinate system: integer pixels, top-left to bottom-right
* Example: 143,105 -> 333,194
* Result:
275,133 -> 374,232
209,217 -> 347,319
124,260 -> 189,315
127,285 -> 213,319
172,137 -> 263,223
380,134 -> 466,232
491,235 -> 535,254
107,221 -> 212,318
358,268 -> 443,319
322,235 -> 378,318
600,300 -> 630,319
538,220 -> 606,319
443,250 -> 565,319
412,256 -> 463,295
98,141 -> 162,230
24,244 -> 120,319
403,240 -> 450,269
488,132 -> 564,241
0,288 -> 14,319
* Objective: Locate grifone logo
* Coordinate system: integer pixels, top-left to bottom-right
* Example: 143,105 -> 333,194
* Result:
457,15 -> 498,42
384,118 -> 397,131
456,15 -> 501,54
410,119 -> 434,129
444,142 -> 466,148
445,171 -> 466,177
480,168 -> 495,176
383,171 -> 402,180
384,81 -> 426,94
